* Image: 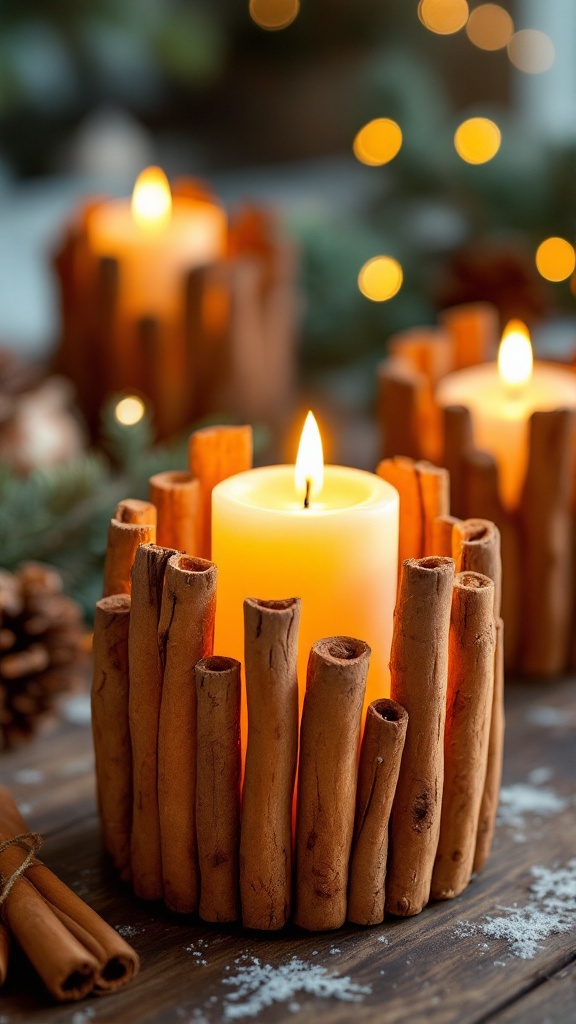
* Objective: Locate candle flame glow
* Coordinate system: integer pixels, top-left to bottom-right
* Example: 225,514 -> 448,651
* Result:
295,411 -> 324,507
497,319 -> 533,391
131,166 -> 172,233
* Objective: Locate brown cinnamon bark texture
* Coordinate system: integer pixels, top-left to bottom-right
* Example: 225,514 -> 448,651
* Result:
442,405 -> 474,518
128,543 -> 176,901
149,470 -> 200,553
91,594 -> 132,881
188,424 -> 253,558
431,514 -> 461,558
474,615 -> 505,873
195,656 -> 241,923
115,498 -> 158,527
386,556 -> 454,917
102,518 -> 156,597
439,302 -> 498,371
376,457 -> 423,565
453,518 -> 502,616
520,409 -> 575,675
415,461 -> 450,557
240,598 -> 300,930
431,571 -> 495,900
378,362 -> 423,460
157,555 -> 217,913
294,636 -> 369,932
347,698 -> 408,926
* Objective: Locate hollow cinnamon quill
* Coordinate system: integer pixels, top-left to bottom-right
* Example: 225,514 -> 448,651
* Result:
386,556 -> 454,917
376,457 -> 423,565
474,615 -> 505,873
431,571 -> 495,900
128,543 -> 176,901
195,656 -> 241,923
295,636 -> 369,932
240,598 -> 300,930
188,424 -> 253,558
149,470 -> 200,553
102,516 -> 156,598
91,594 -> 132,881
347,698 -> 408,926
157,555 -> 217,913
415,461 -> 450,557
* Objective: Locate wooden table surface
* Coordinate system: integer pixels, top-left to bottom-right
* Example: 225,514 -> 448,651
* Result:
0,678 -> 574,1024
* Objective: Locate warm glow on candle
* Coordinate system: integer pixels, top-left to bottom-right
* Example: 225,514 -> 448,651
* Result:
497,320 -> 533,391
131,166 -> 172,233
295,411 -> 324,507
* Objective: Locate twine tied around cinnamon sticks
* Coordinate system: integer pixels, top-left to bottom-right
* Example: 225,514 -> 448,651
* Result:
0,831 -> 43,906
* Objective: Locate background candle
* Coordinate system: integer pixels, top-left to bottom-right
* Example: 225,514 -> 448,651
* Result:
436,321 -> 576,509
87,167 -> 226,321
212,463 -> 399,742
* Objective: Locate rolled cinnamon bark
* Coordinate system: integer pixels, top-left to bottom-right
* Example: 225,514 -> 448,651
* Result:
115,499 -> 157,527
520,409 -> 574,675
415,461 -> 450,557
431,571 -> 495,900
294,636 -> 369,932
128,543 -> 176,901
91,594 -> 132,881
439,302 -> 498,371
386,556 -> 454,917
431,514 -> 461,558
149,470 -> 200,553
102,518 -> 156,597
195,656 -> 241,923
157,555 -> 217,913
376,457 -> 423,565
0,788 -> 139,994
347,698 -> 408,926
240,598 -> 300,930
474,615 -> 505,874
453,518 -> 502,616
377,361 -> 424,460
442,405 -> 474,519
188,424 -> 253,558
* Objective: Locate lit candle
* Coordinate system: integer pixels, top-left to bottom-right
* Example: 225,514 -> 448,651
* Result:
87,166 -> 226,320
436,320 -> 576,509
212,412 -> 400,741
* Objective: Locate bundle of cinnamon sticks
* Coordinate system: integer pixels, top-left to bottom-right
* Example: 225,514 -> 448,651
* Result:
0,786 -> 138,1001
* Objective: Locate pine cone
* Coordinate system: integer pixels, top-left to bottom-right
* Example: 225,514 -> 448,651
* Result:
0,563 -> 88,748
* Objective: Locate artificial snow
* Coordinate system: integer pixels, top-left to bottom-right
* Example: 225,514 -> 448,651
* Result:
221,956 -> 371,1019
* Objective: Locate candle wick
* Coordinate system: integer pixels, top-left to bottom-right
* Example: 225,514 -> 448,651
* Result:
304,479 -> 311,509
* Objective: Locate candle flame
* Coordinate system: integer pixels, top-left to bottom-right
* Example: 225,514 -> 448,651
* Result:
131,166 -> 172,233
295,411 -> 324,507
497,319 -> 533,391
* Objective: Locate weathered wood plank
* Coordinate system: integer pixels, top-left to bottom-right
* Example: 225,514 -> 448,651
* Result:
0,679 -> 573,1023
487,957 -> 576,1023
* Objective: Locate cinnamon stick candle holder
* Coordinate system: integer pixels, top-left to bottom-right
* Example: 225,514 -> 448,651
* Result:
53,179 -> 297,438
377,301 -> 576,676
92,431 -> 504,933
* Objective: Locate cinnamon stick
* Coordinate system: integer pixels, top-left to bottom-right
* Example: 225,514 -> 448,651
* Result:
431,515 -> 461,558
347,698 -> 408,926
128,543 -> 176,901
102,518 -> 156,598
0,923 -> 9,987
91,594 -> 132,881
442,405 -> 474,518
149,470 -> 200,553
0,789 -> 139,994
386,556 -> 454,917
453,518 -> 502,616
240,598 -> 300,930
376,457 -> 423,565
474,615 -> 505,873
431,571 -> 495,899
520,409 -> 575,675
188,424 -> 253,558
115,499 -> 158,527
415,461 -> 450,557
439,302 -> 498,370
294,636 -> 369,932
377,361 -> 424,461
195,656 -> 241,923
157,555 -> 217,913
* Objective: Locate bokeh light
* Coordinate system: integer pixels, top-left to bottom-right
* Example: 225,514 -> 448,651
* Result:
507,30 -> 555,74
249,0 -> 300,30
353,119 -> 403,166
535,237 -> 576,282
418,0 -> 469,35
358,257 -> 403,302
466,4 -> 513,51
454,117 -> 501,164
115,395 -> 146,426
